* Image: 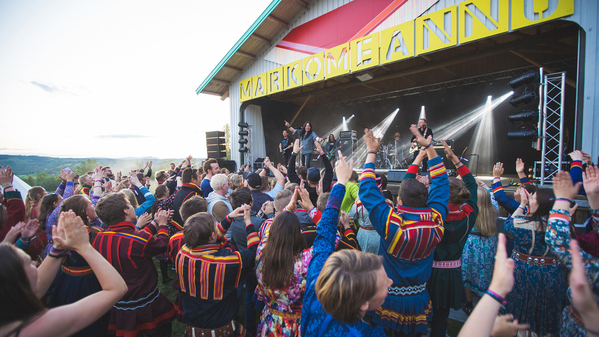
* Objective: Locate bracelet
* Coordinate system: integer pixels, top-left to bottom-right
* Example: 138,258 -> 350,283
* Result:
1,182 -> 11,187
420,143 -> 433,150
518,205 -> 526,211
554,198 -> 571,203
486,289 -> 507,307
1,184 -> 12,189
49,247 -> 68,258
367,151 -> 377,155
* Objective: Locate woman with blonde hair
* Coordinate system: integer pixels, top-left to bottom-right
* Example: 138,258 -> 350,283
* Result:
24,187 -> 45,222
461,186 -> 498,314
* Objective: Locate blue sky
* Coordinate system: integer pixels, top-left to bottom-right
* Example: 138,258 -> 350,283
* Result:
0,0 -> 272,158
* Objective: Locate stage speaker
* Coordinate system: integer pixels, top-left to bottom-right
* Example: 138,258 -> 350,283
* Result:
253,158 -> 265,171
436,149 -> 452,168
217,159 -> 236,174
339,139 -> 356,157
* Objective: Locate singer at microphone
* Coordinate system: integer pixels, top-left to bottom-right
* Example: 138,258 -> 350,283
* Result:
410,118 -> 434,171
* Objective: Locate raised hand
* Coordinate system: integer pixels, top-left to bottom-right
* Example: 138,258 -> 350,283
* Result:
552,171 -> 581,200
515,158 -> 525,174
488,233 -> 515,298
293,139 -> 303,154
242,204 -> 252,225
129,170 -> 142,188
53,211 -> 91,252
93,166 -> 103,181
284,120 -> 290,128
583,165 -> 599,197
1,222 -> 25,244
21,218 -> 40,239
441,139 -> 458,163
568,150 -> 584,162
409,124 -> 431,147
137,212 -> 153,228
286,187 -> 299,213
154,210 -> 169,227
261,200 -> 274,215
569,240 -> 599,323
339,211 -> 351,230
277,163 -> 288,175
60,169 -> 68,182
297,184 -> 314,211
363,128 -> 381,152
493,162 -> 504,178
228,206 -> 245,219
519,188 -> 530,206
335,150 -> 354,186
582,151 -> 593,166
314,140 -> 324,154
0,166 -> 15,186
66,169 -> 77,182
104,180 -> 113,193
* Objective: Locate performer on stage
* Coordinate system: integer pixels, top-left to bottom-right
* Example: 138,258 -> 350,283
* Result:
284,120 -> 320,168
279,130 -> 293,167
325,134 -> 340,163
410,112 -> 433,171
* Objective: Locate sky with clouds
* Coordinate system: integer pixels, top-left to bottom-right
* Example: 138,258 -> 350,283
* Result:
0,0 -> 272,159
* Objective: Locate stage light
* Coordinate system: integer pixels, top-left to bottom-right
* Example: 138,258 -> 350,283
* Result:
507,127 -> 537,140
238,122 -> 249,152
356,71 -> 374,82
507,110 -> 539,123
509,91 -> 536,107
509,71 -> 539,89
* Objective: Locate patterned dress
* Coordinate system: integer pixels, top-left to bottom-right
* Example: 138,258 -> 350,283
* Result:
348,200 -> 380,254
255,224 -> 314,337
461,187 -> 499,297
502,211 -> 568,336
546,208 -> 599,336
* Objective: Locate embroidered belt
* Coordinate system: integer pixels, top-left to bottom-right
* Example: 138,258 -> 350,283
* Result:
512,251 -> 558,266
388,282 -> 427,296
432,259 -> 461,268
186,320 -> 238,337
61,265 -> 93,276
359,225 -> 375,231
268,307 -> 301,319
114,287 -> 161,311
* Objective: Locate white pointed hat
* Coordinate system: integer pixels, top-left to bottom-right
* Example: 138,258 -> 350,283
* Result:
419,106 -> 426,121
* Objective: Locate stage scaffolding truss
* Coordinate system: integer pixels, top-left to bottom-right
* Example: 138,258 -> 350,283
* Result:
540,71 -> 567,185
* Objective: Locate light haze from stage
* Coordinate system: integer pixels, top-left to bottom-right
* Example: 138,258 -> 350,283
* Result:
0,0 -> 271,159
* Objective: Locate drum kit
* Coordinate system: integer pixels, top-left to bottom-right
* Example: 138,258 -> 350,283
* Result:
375,142 -> 411,169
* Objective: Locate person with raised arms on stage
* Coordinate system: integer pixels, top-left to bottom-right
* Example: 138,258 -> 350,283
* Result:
284,120 -> 321,168
360,126 -> 449,337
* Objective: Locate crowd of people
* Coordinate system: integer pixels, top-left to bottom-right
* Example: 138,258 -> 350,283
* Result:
1,123 -> 599,337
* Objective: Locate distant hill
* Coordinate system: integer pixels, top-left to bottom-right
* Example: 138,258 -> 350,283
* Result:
0,155 -> 163,176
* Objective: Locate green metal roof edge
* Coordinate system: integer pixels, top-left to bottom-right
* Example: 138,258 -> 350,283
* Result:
195,0 -> 282,95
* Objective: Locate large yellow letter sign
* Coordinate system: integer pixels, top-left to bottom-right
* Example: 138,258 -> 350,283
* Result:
239,77 -> 252,102
380,21 -> 415,65
284,59 -> 303,90
351,32 -> 380,72
267,67 -> 284,95
252,73 -> 267,99
511,0 -> 574,30
459,0 -> 509,44
302,52 -> 325,85
325,43 -> 350,79
416,5 -> 457,55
